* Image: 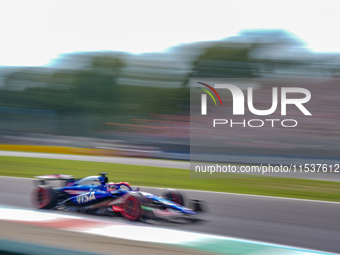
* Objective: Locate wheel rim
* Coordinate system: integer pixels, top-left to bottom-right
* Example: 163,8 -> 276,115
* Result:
123,196 -> 140,220
168,191 -> 183,205
37,188 -> 45,207
36,187 -> 49,208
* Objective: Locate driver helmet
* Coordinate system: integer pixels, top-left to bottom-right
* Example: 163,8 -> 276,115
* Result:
107,182 -> 117,192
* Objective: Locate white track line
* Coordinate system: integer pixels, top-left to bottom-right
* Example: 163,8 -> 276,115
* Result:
0,206 -> 335,255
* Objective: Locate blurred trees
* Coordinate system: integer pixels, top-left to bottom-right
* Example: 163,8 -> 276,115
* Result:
72,55 -> 124,113
0,29 -> 339,136
191,42 -> 255,78
0,55 -> 125,114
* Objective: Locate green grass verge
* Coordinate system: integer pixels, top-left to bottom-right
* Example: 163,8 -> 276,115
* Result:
1,156 -> 340,202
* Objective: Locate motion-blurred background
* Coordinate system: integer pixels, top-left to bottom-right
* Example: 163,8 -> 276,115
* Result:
0,1 -> 339,163
1,2 -> 340,254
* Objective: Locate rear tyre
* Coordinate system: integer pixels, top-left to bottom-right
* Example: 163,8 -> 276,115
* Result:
34,185 -> 57,209
162,189 -> 185,206
121,194 -> 143,221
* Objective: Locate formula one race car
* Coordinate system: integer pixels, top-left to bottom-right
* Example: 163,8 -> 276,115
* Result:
32,173 -> 204,222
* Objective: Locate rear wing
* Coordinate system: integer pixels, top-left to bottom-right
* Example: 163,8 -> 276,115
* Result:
34,174 -> 75,186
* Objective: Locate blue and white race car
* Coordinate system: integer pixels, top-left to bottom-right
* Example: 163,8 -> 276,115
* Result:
32,173 -> 204,222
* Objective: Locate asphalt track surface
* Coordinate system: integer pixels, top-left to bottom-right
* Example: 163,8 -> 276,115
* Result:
0,176 -> 339,254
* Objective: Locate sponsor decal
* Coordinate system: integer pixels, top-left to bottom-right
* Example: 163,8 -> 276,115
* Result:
65,190 -> 88,195
153,208 -> 180,217
76,192 -> 96,204
140,205 -> 153,211
111,206 -> 123,212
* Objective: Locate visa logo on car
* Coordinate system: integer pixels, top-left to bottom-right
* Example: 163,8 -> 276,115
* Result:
76,192 -> 96,204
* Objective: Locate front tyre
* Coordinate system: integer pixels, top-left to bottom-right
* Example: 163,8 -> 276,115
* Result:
121,194 -> 143,221
162,189 -> 185,206
34,185 -> 57,209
